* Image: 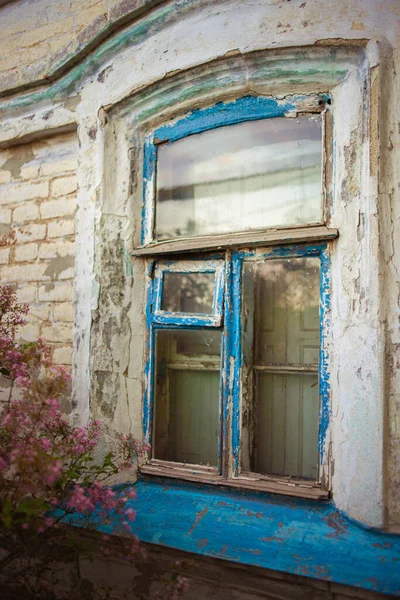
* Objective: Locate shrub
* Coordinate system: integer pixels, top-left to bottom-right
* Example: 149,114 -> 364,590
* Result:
0,284 -> 188,599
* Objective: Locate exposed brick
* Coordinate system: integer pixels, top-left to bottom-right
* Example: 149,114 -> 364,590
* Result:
20,18 -> 74,48
40,157 -> 77,177
38,283 -> 73,302
52,346 -> 73,365
0,15 -> 38,38
50,174 -> 77,198
15,224 -> 46,243
53,302 -> 74,322
48,219 -> 74,238
38,240 -> 75,259
17,323 -> 40,343
0,247 -> 10,264
20,165 -> 40,179
1,40 -> 51,72
41,323 -> 73,344
0,208 -> 11,224
13,202 -> 39,224
40,197 -> 77,219
0,36 -> 21,63
57,266 -> 75,280
0,71 -> 19,92
1,263 -> 50,283
0,171 -> 12,185
43,133 -> 77,150
29,303 -> 50,321
15,243 -> 39,262
75,3 -> 107,32
0,180 -> 49,205
16,286 -> 37,303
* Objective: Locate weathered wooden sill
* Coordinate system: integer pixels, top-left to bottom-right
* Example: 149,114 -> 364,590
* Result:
131,225 -> 339,256
140,463 -> 329,500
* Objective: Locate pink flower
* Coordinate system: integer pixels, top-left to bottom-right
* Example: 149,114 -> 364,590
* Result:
126,508 -> 136,522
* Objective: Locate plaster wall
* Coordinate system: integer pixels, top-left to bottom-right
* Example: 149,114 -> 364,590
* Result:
0,0 -> 399,534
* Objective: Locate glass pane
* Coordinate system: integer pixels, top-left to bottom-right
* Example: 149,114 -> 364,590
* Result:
156,115 -> 322,240
176,329 -> 221,357
161,272 -> 215,313
242,257 -> 320,366
253,373 -> 319,480
153,329 -> 221,466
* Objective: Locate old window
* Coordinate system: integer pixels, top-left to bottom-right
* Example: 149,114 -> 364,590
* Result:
136,96 -> 337,498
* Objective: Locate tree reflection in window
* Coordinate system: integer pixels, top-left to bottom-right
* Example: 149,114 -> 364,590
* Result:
161,272 -> 215,314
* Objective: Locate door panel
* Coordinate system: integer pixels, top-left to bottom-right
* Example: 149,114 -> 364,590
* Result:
254,372 -> 319,479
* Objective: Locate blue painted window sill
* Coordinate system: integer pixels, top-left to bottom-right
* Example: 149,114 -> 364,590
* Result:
125,477 -> 400,596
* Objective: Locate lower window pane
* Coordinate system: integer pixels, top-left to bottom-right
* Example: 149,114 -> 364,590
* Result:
252,372 -> 319,480
153,329 -> 221,466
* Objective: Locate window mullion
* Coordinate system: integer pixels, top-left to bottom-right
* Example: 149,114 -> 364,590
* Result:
222,251 -> 242,479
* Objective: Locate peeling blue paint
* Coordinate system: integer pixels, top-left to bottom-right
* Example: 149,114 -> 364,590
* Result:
319,246 -> 331,459
230,244 -> 331,470
229,252 -> 243,475
142,243 -> 331,477
151,261 -> 225,326
91,478 -> 400,596
140,94 -> 326,246
142,136 -> 157,245
152,95 -> 297,144
143,260 -> 155,443
221,256 -> 233,474
141,97 -> 332,496
143,259 -> 225,459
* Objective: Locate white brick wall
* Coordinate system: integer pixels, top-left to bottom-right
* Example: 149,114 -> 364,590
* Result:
0,132 -> 77,366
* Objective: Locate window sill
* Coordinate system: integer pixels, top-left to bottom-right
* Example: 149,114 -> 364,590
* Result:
140,463 -> 329,500
131,224 -> 339,256
128,477 -> 400,596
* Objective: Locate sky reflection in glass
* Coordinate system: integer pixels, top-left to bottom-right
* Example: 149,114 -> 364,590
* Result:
156,116 -> 322,240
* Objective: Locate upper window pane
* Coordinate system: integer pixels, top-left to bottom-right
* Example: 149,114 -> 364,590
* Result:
161,272 -> 215,314
155,115 -> 322,240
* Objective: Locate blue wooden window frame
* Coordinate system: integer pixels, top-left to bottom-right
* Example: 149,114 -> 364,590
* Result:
141,95 -> 331,490
143,244 -> 331,480
152,260 -> 225,327
228,244 -> 331,477
141,94 -> 329,246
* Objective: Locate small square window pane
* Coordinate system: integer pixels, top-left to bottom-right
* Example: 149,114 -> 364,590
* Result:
156,115 -> 322,240
153,329 -> 221,466
252,372 -> 319,480
161,272 -> 215,314
242,257 -> 320,366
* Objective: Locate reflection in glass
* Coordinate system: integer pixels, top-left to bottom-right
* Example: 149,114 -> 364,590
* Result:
254,373 -> 319,479
176,329 -> 221,357
153,329 -> 221,466
156,115 -> 322,240
243,258 -> 320,365
241,257 -> 320,480
161,272 -> 215,314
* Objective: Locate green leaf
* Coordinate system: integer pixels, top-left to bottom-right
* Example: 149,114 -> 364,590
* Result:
16,498 -> 50,517
1,498 -> 13,528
